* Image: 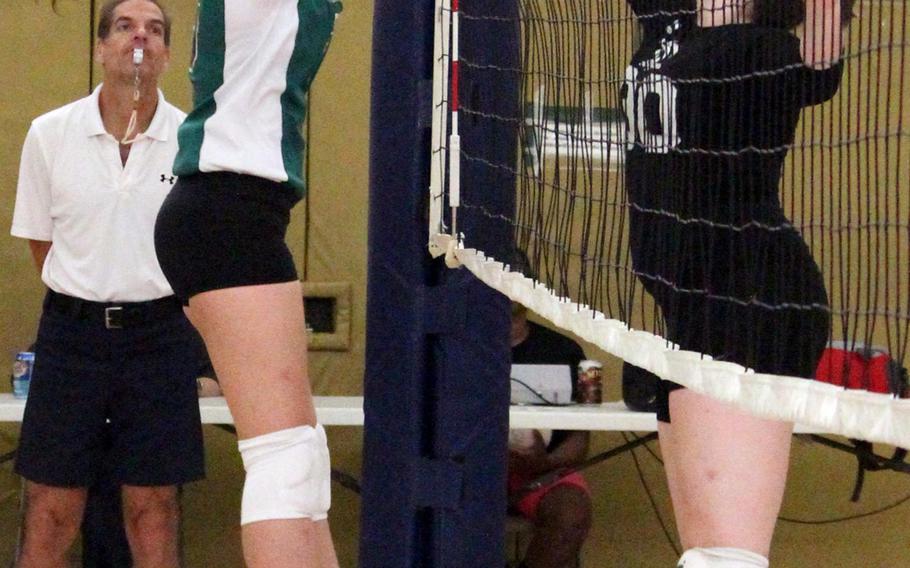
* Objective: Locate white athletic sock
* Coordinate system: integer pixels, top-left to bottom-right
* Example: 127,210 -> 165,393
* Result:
677,547 -> 769,568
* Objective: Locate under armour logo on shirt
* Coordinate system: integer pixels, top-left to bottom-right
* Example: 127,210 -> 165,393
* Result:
160,174 -> 176,184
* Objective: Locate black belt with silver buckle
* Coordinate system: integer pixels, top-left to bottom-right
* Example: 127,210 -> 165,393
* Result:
44,290 -> 182,329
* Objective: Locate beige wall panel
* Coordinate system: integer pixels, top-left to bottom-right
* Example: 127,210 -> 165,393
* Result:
0,1 -> 91,362
291,3 -> 375,564
302,0 -> 371,400
0,2 -> 94,563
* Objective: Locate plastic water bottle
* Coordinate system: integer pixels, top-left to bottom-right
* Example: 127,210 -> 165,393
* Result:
11,352 -> 34,399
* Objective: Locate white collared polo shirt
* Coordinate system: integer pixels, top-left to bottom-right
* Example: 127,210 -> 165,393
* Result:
11,85 -> 186,302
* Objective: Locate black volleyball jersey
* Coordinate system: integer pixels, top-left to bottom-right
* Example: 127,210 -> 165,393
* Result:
627,0 -> 695,46
622,22 -> 843,223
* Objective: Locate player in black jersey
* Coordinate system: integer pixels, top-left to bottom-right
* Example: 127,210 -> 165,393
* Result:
622,1 -> 852,566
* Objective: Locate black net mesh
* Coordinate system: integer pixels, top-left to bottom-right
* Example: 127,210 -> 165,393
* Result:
436,0 -> 910,443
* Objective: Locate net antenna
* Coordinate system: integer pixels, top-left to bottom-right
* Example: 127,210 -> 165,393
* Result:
429,0 -> 461,264
429,1 -> 910,448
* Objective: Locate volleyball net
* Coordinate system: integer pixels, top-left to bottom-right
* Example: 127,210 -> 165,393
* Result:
429,0 -> 910,447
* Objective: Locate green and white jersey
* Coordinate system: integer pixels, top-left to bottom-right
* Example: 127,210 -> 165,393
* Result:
174,0 -> 340,196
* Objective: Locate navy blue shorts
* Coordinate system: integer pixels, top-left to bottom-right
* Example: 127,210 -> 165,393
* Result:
15,294 -> 206,487
154,172 -> 300,303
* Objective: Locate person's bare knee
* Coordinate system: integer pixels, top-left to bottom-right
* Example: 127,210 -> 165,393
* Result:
523,485 -> 592,568
122,485 -> 180,566
17,482 -> 86,568
535,485 -> 592,537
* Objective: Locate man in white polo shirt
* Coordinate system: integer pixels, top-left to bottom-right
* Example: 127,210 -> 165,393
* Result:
10,2 -> 204,567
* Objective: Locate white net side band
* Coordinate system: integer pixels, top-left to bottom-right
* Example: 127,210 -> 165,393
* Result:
441,240 -> 910,448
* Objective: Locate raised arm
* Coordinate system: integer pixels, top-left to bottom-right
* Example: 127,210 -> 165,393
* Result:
802,0 -> 844,69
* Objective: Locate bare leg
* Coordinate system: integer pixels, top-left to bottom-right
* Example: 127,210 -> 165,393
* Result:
122,485 -> 180,568
186,281 -> 338,568
17,482 -> 86,568
661,389 -> 792,557
523,485 -> 592,568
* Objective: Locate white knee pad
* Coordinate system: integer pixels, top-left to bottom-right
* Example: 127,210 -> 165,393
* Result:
678,548 -> 769,568
238,424 -> 331,525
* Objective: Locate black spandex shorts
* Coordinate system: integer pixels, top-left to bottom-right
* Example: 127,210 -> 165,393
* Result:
154,172 -> 300,303
630,212 -> 831,423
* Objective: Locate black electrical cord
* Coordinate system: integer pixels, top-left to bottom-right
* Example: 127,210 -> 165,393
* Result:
509,377 -> 571,406
778,493 -> 910,525
622,432 -> 679,556
0,449 -> 16,465
628,431 -> 664,465
630,430 -> 910,527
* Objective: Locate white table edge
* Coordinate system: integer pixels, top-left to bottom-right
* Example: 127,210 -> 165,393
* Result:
0,394 -> 824,433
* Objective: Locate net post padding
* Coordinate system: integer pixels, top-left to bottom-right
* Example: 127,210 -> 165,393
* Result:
448,245 -> 910,448
367,0 -> 518,564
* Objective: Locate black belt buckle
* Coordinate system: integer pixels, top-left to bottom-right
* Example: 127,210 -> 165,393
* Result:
104,307 -> 124,329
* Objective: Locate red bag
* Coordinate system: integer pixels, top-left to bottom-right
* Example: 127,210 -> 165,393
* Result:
815,342 -> 908,397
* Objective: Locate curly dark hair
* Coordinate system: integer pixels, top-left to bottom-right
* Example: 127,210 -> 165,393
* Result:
752,0 -> 857,30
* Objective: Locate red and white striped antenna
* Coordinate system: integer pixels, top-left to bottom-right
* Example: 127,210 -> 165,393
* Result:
447,0 -> 461,239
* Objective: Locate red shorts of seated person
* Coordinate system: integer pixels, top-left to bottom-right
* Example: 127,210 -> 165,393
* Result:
508,470 -> 590,519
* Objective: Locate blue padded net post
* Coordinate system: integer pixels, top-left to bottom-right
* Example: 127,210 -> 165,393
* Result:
362,1 -> 518,566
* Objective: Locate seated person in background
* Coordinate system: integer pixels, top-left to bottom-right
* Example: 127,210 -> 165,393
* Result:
509,301 -> 593,568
